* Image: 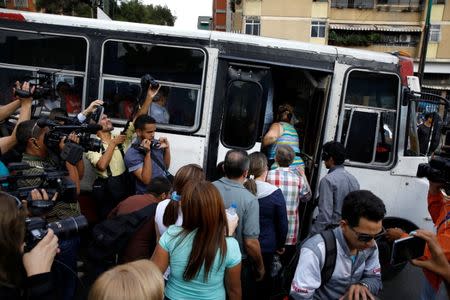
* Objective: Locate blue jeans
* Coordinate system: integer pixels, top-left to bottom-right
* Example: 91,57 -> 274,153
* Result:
53,237 -> 80,300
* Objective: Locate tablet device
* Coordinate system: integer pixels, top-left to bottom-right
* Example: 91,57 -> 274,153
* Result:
390,235 -> 426,266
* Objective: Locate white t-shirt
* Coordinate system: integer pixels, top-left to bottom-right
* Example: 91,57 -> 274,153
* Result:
155,199 -> 183,236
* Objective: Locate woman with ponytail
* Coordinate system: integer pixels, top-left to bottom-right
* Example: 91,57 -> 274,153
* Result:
154,164 -> 204,239
244,152 -> 288,299
152,181 -> 242,300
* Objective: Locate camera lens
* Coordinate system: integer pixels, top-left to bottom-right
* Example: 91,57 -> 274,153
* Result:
47,215 -> 88,239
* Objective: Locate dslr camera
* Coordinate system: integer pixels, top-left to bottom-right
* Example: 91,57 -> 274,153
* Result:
139,74 -> 159,102
25,215 -> 88,251
132,140 -> 161,154
417,156 -> 450,183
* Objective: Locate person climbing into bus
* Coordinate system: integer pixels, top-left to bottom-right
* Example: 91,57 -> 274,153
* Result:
263,103 -> 304,172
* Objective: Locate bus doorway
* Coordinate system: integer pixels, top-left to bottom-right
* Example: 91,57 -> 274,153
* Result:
214,60 -> 332,239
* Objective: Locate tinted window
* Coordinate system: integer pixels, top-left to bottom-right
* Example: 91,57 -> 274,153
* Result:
341,71 -> 399,165
103,41 -> 205,85
345,71 -> 398,109
0,30 -> 87,71
222,80 -> 263,148
102,79 -> 199,127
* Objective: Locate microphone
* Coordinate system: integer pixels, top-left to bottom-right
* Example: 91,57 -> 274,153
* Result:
36,118 -> 102,133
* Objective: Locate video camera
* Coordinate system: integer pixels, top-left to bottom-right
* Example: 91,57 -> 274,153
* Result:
36,118 -> 102,164
417,156 -> 450,183
14,73 -> 54,100
0,162 -> 77,215
25,215 -> 88,251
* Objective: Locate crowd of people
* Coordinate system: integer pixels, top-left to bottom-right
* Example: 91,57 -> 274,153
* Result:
1,81 -> 450,300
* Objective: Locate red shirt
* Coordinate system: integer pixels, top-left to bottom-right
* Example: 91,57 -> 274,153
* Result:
108,194 -> 159,263
424,192 -> 450,290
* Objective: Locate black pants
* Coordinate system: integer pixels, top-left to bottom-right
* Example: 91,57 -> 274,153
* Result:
255,253 -> 275,300
241,258 -> 258,300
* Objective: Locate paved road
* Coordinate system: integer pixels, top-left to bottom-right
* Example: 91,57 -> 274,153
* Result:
380,263 -> 447,299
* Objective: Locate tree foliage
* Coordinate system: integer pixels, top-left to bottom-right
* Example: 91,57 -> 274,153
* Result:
35,0 -> 176,26
114,0 -> 176,26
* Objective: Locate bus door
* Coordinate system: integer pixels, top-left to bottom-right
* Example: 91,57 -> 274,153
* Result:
208,62 -> 271,178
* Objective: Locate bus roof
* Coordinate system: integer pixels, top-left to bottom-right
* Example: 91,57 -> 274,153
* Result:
0,8 -> 398,65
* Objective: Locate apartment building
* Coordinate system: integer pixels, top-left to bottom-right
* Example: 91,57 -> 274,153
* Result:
230,0 -> 450,94
1,0 -> 36,11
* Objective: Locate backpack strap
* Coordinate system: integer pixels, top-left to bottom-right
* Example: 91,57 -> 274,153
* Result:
320,229 -> 337,288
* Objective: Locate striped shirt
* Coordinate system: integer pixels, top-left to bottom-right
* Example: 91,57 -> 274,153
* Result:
268,122 -> 304,169
267,167 -> 302,245
20,153 -> 80,222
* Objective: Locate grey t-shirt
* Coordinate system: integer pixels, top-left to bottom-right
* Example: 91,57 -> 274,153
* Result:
213,177 -> 260,258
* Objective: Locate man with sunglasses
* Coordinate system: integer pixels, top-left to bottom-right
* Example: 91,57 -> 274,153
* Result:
290,190 -> 385,300
310,141 -> 360,235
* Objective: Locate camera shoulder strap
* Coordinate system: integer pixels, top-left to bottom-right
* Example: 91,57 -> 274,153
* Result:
151,151 -> 168,173
101,141 -> 126,178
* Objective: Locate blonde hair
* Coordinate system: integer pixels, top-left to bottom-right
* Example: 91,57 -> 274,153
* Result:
88,260 -> 164,300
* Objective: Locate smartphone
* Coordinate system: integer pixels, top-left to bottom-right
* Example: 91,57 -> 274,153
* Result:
390,235 -> 426,266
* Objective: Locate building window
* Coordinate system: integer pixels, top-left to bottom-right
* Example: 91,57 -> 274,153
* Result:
429,25 -> 441,42
245,17 -> 260,36
432,0 -> 445,4
311,21 -> 326,38
14,0 -> 28,8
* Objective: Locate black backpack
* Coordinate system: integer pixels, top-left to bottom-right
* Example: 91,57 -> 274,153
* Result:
87,203 -> 158,263
320,229 -> 337,287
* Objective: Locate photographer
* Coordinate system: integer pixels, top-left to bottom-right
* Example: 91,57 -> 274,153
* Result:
0,81 -> 33,156
15,120 -> 83,300
0,191 -> 59,300
86,91 -> 158,219
416,180 -> 450,300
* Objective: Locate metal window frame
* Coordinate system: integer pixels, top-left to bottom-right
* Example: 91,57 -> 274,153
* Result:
0,27 -> 89,109
99,38 -> 207,132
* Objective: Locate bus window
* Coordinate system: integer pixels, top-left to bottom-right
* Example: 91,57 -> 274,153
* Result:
222,80 -> 263,149
0,30 -> 87,72
340,71 -> 400,166
102,80 -> 199,127
100,40 -> 205,130
0,29 -> 87,112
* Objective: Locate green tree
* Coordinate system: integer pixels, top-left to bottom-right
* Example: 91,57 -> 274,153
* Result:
115,0 -> 176,26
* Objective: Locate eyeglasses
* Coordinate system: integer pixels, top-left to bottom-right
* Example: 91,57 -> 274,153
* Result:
349,226 -> 386,243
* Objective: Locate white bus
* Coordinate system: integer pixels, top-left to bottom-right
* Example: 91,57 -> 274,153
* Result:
0,9 -> 443,255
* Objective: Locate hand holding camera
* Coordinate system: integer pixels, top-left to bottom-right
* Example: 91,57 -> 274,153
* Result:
22,229 -> 59,277
111,134 -> 126,147
140,139 -> 152,153
158,137 -> 169,149
14,81 -> 35,100
83,99 -> 104,116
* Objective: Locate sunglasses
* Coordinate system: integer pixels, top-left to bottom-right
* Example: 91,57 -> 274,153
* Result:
349,226 -> 386,243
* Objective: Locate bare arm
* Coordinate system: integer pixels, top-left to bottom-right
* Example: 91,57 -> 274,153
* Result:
134,85 -> 160,122
243,238 -> 265,281
225,263 -> 242,300
262,123 -> 282,147
132,150 -> 152,185
95,136 -> 126,172
0,99 -> 21,121
159,137 -> 171,168
0,97 -> 32,154
151,244 -> 169,273
76,158 -> 84,180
